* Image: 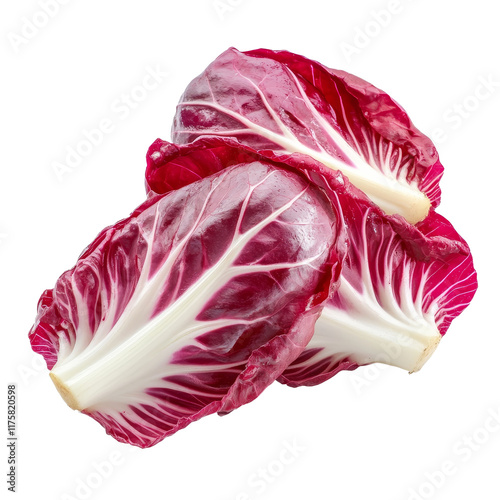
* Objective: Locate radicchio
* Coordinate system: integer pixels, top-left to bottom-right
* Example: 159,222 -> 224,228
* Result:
145,137 -> 477,386
279,201 -> 477,387
29,160 -> 343,447
172,47 -> 444,223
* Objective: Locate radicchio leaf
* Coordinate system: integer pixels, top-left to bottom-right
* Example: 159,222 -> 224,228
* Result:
172,47 -> 444,223
279,201 -> 477,387
145,137 -> 477,385
29,160 -> 343,447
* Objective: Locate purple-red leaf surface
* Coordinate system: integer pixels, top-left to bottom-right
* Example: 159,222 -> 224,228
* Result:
28,47 -> 478,450
29,160 -> 343,447
172,47 -> 444,223
279,201 -> 477,387
145,137 -> 477,387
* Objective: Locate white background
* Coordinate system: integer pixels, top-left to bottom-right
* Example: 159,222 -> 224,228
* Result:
1,1 -> 499,499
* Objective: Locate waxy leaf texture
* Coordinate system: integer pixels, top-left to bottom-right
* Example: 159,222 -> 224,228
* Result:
172,48 -> 444,223
146,137 -> 477,385
29,161 -> 343,447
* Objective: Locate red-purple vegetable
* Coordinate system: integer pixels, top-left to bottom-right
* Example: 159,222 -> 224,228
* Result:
146,137 -> 477,385
279,202 -> 477,387
29,160 -> 343,447
29,47 -> 478,449
172,47 -> 444,223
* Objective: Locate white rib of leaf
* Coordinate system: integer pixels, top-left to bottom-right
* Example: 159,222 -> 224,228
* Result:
292,210 -> 441,375
51,170 -> 325,415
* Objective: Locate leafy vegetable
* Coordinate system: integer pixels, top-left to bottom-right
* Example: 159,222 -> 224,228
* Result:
146,137 -> 477,384
172,47 -> 444,223
279,201 -> 477,387
29,48 -> 478,449
29,160 -> 343,447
